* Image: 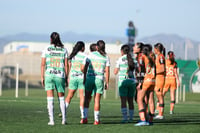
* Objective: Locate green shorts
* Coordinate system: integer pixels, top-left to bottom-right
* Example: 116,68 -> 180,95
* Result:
68,76 -> 85,90
45,77 -> 65,93
85,76 -> 104,94
118,79 -> 136,97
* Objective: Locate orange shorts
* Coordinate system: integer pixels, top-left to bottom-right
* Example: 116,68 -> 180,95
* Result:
142,79 -> 155,91
155,75 -> 165,92
163,78 -> 177,92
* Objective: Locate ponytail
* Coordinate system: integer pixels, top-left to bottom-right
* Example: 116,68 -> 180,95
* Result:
142,46 -> 154,67
69,41 -> 85,60
97,40 -> 106,56
154,43 -> 165,57
168,51 -> 175,65
121,44 -> 135,71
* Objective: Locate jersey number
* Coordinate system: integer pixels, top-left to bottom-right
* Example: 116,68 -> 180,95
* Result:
50,58 -> 61,67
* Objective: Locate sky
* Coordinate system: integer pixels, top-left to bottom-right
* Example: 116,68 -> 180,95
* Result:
0,0 -> 200,41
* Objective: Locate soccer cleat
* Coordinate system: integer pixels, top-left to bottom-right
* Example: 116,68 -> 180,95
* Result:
128,119 -> 134,123
121,119 -> 128,124
80,118 -> 88,124
93,121 -> 100,125
170,111 -> 174,115
148,122 -> 154,126
48,121 -> 55,126
134,121 -> 149,126
154,115 -> 164,120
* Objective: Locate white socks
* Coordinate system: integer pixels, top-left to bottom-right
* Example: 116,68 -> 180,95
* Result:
59,97 -> 66,122
47,97 -> 54,123
80,106 -> 84,118
121,108 -> 128,120
94,111 -> 100,122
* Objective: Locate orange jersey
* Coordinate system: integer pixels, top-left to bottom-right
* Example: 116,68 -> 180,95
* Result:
163,59 -> 178,91
142,55 -> 155,90
155,53 -> 165,91
165,59 -> 177,79
155,53 -> 165,75
143,55 -> 155,83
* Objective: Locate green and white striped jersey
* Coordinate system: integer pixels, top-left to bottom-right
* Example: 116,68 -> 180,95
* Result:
115,55 -> 138,81
86,51 -> 110,80
69,52 -> 87,79
41,45 -> 68,78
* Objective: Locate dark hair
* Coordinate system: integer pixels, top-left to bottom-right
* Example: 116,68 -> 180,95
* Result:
97,40 -> 106,56
136,42 -> 144,53
90,43 -> 97,52
145,44 -> 152,52
154,43 -> 165,56
142,45 -> 154,67
50,32 -> 64,48
168,51 -> 175,65
121,44 -> 135,71
69,41 -> 85,60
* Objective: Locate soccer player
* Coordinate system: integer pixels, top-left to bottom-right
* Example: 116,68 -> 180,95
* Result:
163,51 -> 180,114
83,40 -> 110,125
154,43 -> 166,119
135,45 -> 156,126
65,41 -> 87,123
114,44 -> 137,123
41,32 -> 68,125
133,42 -> 145,102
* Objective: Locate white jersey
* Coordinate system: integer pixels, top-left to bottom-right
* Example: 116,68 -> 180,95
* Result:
41,45 -> 68,78
86,51 -> 110,80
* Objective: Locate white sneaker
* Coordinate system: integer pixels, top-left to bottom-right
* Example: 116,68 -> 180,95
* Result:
62,120 -> 66,125
170,111 -> 174,115
154,115 -> 164,120
48,121 -> 55,126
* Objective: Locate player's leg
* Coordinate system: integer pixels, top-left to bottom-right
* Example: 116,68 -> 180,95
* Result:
154,90 -> 164,119
154,76 -> 165,119
120,96 -> 128,123
93,79 -> 104,125
83,77 -> 94,123
79,88 -> 85,120
170,88 -> 176,114
94,93 -> 102,125
127,81 -> 136,122
148,87 -> 155,124
55,78 -> 66,125
119,80 -> 128,123
65,78 -> 77,110
45,78 -> 55,125
46,89 -> 54,125
135,85 -> 149,126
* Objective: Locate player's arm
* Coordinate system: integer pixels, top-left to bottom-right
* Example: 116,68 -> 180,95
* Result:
156,56 -> 165,74
41,58 -> 46,87
114,68 -> 119,75
65,58 -> 69,86
174,63 -> 180,87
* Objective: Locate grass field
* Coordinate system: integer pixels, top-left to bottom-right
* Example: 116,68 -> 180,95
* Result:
0,88 -> 200,133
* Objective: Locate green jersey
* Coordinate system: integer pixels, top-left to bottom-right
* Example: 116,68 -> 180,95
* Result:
86,51 -> 110,80
115,55 -> 138,82
69,52 -> 87,79
41,45 -> 68,79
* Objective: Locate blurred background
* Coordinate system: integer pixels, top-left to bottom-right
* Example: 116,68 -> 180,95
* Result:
0,0 -> 200,96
